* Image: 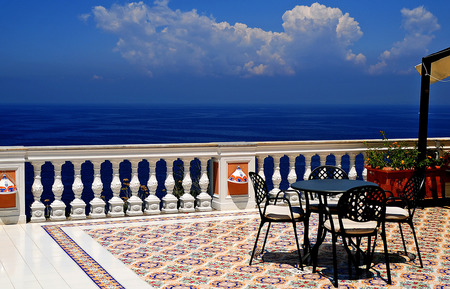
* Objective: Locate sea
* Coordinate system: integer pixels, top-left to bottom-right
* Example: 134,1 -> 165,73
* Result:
2,104 -> 450,146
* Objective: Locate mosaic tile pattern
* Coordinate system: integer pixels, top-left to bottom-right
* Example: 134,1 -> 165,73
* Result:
44,207 -> 450,288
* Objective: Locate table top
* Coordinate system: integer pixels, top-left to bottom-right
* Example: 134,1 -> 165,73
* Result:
291,179 -> 378,195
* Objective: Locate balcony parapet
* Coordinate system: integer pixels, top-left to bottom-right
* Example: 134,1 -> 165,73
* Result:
0,138 -> 448,224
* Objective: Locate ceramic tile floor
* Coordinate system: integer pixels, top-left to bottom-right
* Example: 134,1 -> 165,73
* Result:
0,207 -> 449,289
0,216 -> 152,289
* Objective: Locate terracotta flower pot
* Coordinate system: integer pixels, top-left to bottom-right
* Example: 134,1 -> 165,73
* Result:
366,166 -> 446,200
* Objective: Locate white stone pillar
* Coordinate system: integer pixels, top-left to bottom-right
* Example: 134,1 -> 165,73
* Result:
30,161 -> 46,222
362,152 -> 368,181
303,154 -> 312,180
196,158 -> 212,212
126,159 -> 143,216
89,160 -> 106,219
50,161 -> 66,221
108,160 -> 125,217
285,155 -> 300,206
348,153 -> 357,180
335,153 -> 344,168
256,155 -> 266,180
70,161 -> 86,220
179,158 -> 195,213
144,160 -> 160,215
270,155 -> 282,199
162,159 -> 178,214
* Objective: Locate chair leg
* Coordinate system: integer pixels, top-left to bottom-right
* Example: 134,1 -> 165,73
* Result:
381,227 -> 392,285
303,213 -> 311,253
260,222 -> 271,257
409,221 -> 423,268
398,223 -> 408,257
366,236 -> 372,274
332,234 -> 339,287
250,221 -> 264,265
292,221 -> 304,270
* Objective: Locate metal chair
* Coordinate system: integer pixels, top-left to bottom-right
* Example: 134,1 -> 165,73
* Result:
319,185 -> 391,287
248,172 -> 306,270
307,165 -> 349,212
385,173 -> 425,267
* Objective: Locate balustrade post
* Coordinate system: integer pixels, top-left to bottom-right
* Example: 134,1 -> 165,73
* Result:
70,161 -> 86,220
126,159 -> 144,216
50,161 -> 66,221
30,161 -> 46,222
196,158 -> 212,212
270,155 -> 282,200
162,159 -> 178,214
256,155 -> 266,180
348,153 -> 357,180
319,154 -> 327,166
89,160 -> 106,219
108,160 -> 125,217
179,158 -> 195,213
334,153 -> 343,168
144,160 -> 160,215
362,152 -> 368,180
285,155 -> 300,206
303,154 -> 312,180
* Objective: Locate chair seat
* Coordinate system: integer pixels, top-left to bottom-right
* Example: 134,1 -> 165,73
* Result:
385,206 -> 409,221
324,218 -> 378,235
264,205 -> 304,221
308,198 -> 339,212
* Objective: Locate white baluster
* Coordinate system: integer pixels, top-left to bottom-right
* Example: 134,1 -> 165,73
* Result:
108,160 -> 125,217
70,161 -> 86,220
257,155 -> 266,180
30,161 -> 46,222
162,159 -> 178,213
196,158 -> 212,212
50,161 -> 66,221
334,153 -> 343,168
362,152 -> 368,181
303,154 -> 312,180
179,158 -> 195,213
348,153 -> 357,180
127,160 -> 143,216
270,155 -> 282,199
285,155 -> 299,206
145,160 -> 160,215
90,160 -> 106,219
319,154 -> 327,166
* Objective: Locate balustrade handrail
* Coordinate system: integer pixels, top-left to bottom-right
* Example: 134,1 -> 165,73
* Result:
1,137 -> 448,224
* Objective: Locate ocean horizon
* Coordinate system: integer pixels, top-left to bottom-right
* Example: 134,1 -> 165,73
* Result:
3,103 -> 450,147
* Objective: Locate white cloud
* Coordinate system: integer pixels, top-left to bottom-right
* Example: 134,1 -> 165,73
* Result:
90,1 -> 365,77
369,6 -> 440,75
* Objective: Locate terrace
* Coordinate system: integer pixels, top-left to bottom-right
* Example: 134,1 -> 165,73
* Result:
1,138 -> 450,288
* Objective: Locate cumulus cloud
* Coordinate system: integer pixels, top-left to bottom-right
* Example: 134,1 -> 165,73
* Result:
89,1 -> 365,77
369,6 -> 440,74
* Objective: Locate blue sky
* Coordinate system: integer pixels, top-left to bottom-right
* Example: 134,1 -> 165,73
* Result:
1,0 -> 449,105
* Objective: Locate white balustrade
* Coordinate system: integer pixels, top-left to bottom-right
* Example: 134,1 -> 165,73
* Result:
145,160 -> 160,215
285,155 -> 300,206
90,160 -> 106,218
108,160 -> 125,217
196,158 -> 212,212
126,159 -> 144,216
179,158 -> 195,213
50,161 -> 66,221
1,138 -> 447,223
70,161 -> 86,220
30,161 -> 45,222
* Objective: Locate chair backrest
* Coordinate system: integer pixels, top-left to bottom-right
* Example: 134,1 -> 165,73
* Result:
309,165 -> 349,180
249,172 -> 268,207
338,185 -> 386,223
401,173 -> 425,209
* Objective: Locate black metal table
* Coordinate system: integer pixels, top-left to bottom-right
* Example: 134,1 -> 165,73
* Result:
291,179 -> 379,265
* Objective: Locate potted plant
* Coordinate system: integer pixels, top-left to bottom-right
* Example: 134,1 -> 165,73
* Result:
364,131 -> 448,200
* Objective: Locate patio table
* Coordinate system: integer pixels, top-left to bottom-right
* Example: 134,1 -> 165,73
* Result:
290,179 -> 379,266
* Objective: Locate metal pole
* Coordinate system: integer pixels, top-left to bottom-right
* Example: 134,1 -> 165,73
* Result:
417,59 -> 431,163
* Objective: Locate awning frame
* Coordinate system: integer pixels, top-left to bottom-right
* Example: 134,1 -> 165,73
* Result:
417,47 -> 450,162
